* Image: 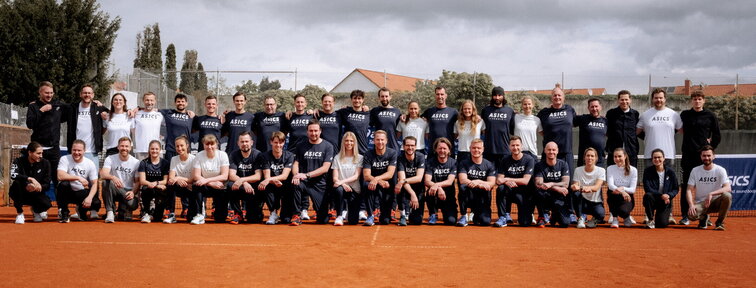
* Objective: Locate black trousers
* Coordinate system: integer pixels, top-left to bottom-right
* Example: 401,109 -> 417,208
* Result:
192,185 -> 228,223
57,181 -> 100,220
643,193 -> 673,228
607,190 -> 635,219
460,184 -> 491,226
363,180 -> 396,225
140,186 -> 170,219
10,183 -> 52,214
497,185 -> 534,226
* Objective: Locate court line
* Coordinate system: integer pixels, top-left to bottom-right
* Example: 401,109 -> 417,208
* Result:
57,240 -> 303,248
371,226 -> 381,246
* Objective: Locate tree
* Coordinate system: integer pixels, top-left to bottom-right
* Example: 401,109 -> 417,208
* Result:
178,49 -> 197,94
436,70 -> 494,110
235,80 -> 259,96
133,23 -> 162,75
0,0 -> 121,104
298,84 -> 328,110
195,62 -> 208,95
259,76 -> 281,91
164,43 -> 177,91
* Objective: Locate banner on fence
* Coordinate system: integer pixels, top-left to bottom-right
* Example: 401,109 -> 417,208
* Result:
714,155 -> 756,211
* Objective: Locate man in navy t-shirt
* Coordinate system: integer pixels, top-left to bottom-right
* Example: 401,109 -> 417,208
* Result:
338,90 -> 371,154
222,92 -> 254,154
160,94 -> 194,159
575,98 -> 608,167
362,130 -> 398,226
370,88 -> 401,151
534,142 -> 571,228
495,136 -> 535,227
253,96 -> 287,152
227,132 -> 263,223
192,95 -> 222,152
481,86 -> 515,162
258,131 -> 295,225
537,86 -> 576,174
317,93 -> 342,151
456,139 -> 496,227
286,94 -> 314,153
290,119 -> 334,225
424,137 -> 458,225
395,136 -> 426,225
422,86 -> 458,157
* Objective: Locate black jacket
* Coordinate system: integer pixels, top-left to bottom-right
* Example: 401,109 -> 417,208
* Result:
26,99 -> 68,148
680,108 -> 721,155
66,102 -> 107,153
643,165 -> 679,198
10,155 -> 51,192
605,106 -> 639,156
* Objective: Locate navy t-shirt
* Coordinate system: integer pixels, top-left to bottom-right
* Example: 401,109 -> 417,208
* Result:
286,112 -> 314,153
160,109 -> 193,154
192,115 -> 222,151
229,149 -> 263,178
575,114 -> 608,161
222,111 -> 254,154
370,106 -> 401,151
398,152 -> 426,179
261,150 -> 295,178
317,110 -> 342,151
535,159 -> 570,183
537,105 -> 576,154
422,107 -> 458,151
338,107 -> 371,154
363,148 -> 398,177
295,140 -> 334,186
458,158 -> 496,181
481,105 -> 515,156
425,157 -> 457,183
497,154 -> 535,179
253,111 -> 286,152
138,158 -> 170,182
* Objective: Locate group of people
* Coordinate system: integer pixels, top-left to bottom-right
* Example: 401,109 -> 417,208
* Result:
9,81 -> 732,230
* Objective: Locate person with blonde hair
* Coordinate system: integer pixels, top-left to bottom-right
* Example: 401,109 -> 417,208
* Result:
137,140 -> 170,224
571,148 -> 606,228
258,131 -> 295,225
330,132 -> 363,225
190,134 -> 230,224
454,100 -> 485,161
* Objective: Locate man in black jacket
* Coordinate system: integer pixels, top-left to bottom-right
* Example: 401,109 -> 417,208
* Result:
10,142 -> 52,224
605,90 -> 640,167
26,81 -> 67,190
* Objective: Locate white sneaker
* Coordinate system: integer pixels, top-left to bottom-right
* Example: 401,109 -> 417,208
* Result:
358,210 -> 368,220
334,216 -> 344,226
89,210 -> 100,220
629,215 -> 637,224
466,212 -> 474,222
33,212 -> 44,222
643,216 -> 649,224
190,214 -> 205,225
40,211 -> 48,220
577,217 -> 586,229
341,210 -> 348,219
531,214 -> 537,225
163,214 -> 176,224
15,214 -> 25,224
266,211 -> 279,225
624,217 -> 633,227
610,218 -> 619,228
668,215 -> 677,225
105,211 -> 115,223
586,218 -> 598,228
647,220 -> 656,229
301,209 -> 310,220
70,213 -> 80,220
608,213 -> 615,224
141,214 -> 152,223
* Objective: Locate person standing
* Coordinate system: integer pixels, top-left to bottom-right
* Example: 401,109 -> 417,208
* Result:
56,140 -> 99,223
362,130 -> 398,226
253,96 -> 287,152
159,94 -> 194,160
686,146 -> 731,230
10,142 -> 52,224
26,81 -> 67,192
396,101 -> 428,153
424,137 -> 458,225
338,90 -> 371,154
289,119 -> 335,225
132,92 -> 164,160
514,96 -> 542,159
286,94 -> 314,153
395,136 -> 426,226
192,95 -> 223,152
495,136 -> 535,227
574,98 -> 608,167
103,93 -> 133,157
258,131 -> 295,225
370,88 -> 401,151
100,137 -> 140,223
537,85 -> 577,173
222,92 -> 255,155
454,100 -> 485,161
422,86 -> 458,157
316,93 -> 342,150
637,88 -> 682,167
456,139 -> 496,227
679,91 -> 721,226
137,140 -> 170,224
481,86 -> 515,162
605,90 -> 640,167
642,149 -> 679,229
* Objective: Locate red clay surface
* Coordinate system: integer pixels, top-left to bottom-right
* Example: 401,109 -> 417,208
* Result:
2,206 -> 754,287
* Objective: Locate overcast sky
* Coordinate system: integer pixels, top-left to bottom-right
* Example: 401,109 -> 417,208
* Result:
100,0 -> 756,94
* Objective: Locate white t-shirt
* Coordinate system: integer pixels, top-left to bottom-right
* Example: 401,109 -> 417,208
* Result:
103,154 -> 140,190
104,113 -> 133,150
331,153 -> 363,193
76,103 -> 95,153
454,120 -> 485,152
688,164 -> 730,203
397,118 -> 429,150
514,114 -> 542,155
573,166 -> 606,202
57,155 -> 98,191
606,165 -> 638,194
193,150 -> 230,178
637,107 -> 682,159
132,110 -> 164,153
170,154 -> 196,179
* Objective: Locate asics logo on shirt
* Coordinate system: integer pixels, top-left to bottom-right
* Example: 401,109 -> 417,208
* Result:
303,151 -> 323,158
546,171 -> 562,178
467,169 -> 488,178
405,167 -> 417,176
507,166 -> 526,173
434,168 -> 450,175
549,111 -> 568,118
588,122 -> 605,128
78,111 -> 91,116
651,116 -> 671,122
201,120 -> 220,128
698,176 -> 718,183
371,161 -> 390,169
113,166 -> 133,174
269,163 -> 284,174
262,117 -> 280,124
70,167 -> 87,176
290,118 -> 309,126
237,163 -> 256,170
170,113 -> 189,120
230,119 -> 248,126
319,116 -> 337,124
431,113 -> 449,120
140,114 -> 160,119
347,113 -> 366,120
488,113 -> 509,120
377,111 -> 397,118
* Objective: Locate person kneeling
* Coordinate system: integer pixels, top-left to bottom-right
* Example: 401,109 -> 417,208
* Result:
685,146 -> 731,231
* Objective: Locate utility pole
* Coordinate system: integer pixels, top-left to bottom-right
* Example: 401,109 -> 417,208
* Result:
473,71 -> 477,103
736,73 -> 740,130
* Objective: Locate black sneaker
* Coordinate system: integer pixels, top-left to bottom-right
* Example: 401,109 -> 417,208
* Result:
59,215 -> 70,223
398,215 -> 407,226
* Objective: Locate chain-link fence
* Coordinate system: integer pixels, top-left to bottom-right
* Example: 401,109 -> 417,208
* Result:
0,102 -> 27,126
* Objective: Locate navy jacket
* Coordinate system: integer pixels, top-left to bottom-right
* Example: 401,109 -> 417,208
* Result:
66,102 -> 107,153
643,166 -> 679,199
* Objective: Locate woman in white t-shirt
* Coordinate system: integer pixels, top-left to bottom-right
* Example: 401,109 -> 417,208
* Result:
606,148 -> 638,228
396,101 -> 428,153
190,134 -> 229,224
454,100 -> 484,161
571,147 -> 606,228
167,135 -> 195,223
103,93 -> 134,156
514,96 -> 542,159
331,132 -> 363,226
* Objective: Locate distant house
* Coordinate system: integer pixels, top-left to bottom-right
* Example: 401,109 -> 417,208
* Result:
656,79 -> 756,97
330,68 -> 425,93
506,87 -> 606,96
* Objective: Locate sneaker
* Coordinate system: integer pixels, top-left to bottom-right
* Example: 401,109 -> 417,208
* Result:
531,214 -> 537,225
301,209 -> 310,220
33,212 -> 44,222
105,211 -> 115,223
608,213 -> 615,224
40,211 -> 48,220
398,215 -> 407,226
190,214 -> 205,225
341,210 -> 348,219
229,215 -> 240,225
70,213 -> 80,220
15,214 -> 25,224
668,215 -> 677,225
629,215 -> 637,224
505,213 -> 513,224
363,216 -> 375,226
623,217 -> 633,227
714,223 -> 725,231
544,214 -> 551,225
586,218 -> 598,228
373,209 -> 380,222
226,210 -> 235,222
57,208 -> 62,219
536,217 -> 546,228
141,214 -> 152,223
428,214 -> 438,225
647,220 -> 655,229
334,216 -> 344,226
466,212 -> 474,222
180,208 -> 188,219
610,218 -> 619,228
570,214 -> 578,224
289,215 -> 302,226
266,211 -> 279,225
680,217 -> 690,226
59,215 -> 70,223
493,217 -> 507,228
163,214 -> 177,224
456,216 -> 468,227
698,215 -> 710,229
643,216 -> 649,224
89,210 -> 100,220
577,217 -> 586,229
358,210 -> 368,220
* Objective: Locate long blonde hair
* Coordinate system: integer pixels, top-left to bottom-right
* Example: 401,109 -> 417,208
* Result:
457,100 -> 481,137
338,132 -> 360,164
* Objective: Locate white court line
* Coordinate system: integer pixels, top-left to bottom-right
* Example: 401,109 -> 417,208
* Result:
370,226 -> 381,246
57,240 -> 302,248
